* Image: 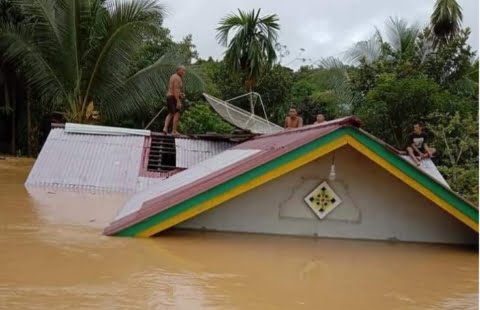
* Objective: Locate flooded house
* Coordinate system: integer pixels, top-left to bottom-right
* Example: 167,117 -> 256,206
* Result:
26,116 -> 478,245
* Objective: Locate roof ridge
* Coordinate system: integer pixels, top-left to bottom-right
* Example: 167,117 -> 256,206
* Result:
250,116 -> 361,141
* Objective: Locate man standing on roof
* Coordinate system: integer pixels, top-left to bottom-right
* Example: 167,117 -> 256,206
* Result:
284,106 -> 303,129
163,65 -> 186,135
406,122 -> 436,166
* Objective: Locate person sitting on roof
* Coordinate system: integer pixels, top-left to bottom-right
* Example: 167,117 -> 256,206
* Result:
406,122 -> 436,166
284,106 -> 303,129
314,114 -> 326,124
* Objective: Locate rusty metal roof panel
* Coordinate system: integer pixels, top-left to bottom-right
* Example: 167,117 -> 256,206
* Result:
175,138 -> 236,168
26,128 -> 145,192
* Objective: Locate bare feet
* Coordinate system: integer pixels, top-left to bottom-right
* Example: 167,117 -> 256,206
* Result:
172,131 -> 181,136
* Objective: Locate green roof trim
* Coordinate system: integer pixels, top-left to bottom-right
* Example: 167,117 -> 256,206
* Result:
347,128 -> 478,222
116,127 -> 478,236
116,128 -> 347,236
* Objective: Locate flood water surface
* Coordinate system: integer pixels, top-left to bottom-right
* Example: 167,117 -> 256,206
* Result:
0,158 -> 478,309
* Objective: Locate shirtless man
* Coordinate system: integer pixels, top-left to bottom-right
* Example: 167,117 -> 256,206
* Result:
314,114 -> 325,124
163,65 -> 186,135
284,106 -> 303,129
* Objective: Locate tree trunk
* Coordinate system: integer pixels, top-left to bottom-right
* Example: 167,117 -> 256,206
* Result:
10,78 -> 16,155
26,87 -> 32,157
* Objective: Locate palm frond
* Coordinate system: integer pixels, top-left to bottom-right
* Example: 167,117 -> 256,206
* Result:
0,21 -> 67,103
99,53 -> 204,119
83,0 -> 165,106
415,30 -> 434,65
430,0 -> 463,46
318,56 -> 348,71
216,8 -> 279,84
215,13 -> 243,46
345,35 -> 382,64
12,0 -> 72,85
13,0 -> 63,47
315,57 -> 360,113
384,17 -> 419,57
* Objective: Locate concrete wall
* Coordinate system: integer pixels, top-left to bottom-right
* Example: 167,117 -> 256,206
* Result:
178,145 -> 477,244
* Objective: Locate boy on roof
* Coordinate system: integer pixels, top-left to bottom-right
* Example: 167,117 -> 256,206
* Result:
314,114 -> 326,124
406,122 -> 436,166
284,106 -> 303,129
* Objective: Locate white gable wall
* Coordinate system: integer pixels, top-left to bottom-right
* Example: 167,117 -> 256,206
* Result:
178,145 -> 476,244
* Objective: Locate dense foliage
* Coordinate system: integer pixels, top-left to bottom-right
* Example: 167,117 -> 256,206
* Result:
0,0 -> 477,202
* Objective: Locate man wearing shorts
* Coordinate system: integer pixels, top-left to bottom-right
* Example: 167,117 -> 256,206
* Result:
163,65 -> 186,135
406,122 -> 436,166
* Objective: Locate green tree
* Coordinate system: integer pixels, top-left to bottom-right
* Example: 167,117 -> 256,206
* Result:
198,59 -> 293,126
355,74 -> 444,147
254,64 -> 293,124
430,0 -> 463,47
426,112 -> 478,204
179,103 -> 234,134
423,28 -> 476,86
0,0 -> 29,154
0,0 -> 203,123
216,9 -> 279,98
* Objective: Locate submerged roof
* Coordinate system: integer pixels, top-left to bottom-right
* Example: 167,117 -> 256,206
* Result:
26,127 -> 146,192
26,124 -> 237,192
104,117 -> 478,237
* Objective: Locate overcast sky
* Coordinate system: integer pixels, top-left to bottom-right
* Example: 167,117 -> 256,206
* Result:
161,0 -> 478,69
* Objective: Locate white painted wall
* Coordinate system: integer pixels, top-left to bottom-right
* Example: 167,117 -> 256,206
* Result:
178,145 -> 477,244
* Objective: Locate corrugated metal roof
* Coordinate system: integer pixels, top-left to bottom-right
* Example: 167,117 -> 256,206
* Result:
65,123 -> 150,136
26,127 -> 239,193
26,128 -> 145,192
175,138 -> 236,168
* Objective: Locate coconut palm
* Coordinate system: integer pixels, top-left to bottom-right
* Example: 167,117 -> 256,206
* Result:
430,0 -> 463,46
346,17 -> 421,65
316,57 -> 361,114
0,0 -> 203,122
216,9 -> 279,93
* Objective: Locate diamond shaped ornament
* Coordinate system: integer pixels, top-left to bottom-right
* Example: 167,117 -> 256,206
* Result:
304,181 -> 342,219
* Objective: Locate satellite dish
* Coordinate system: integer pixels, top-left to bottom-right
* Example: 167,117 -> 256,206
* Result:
203,93 -> 283,134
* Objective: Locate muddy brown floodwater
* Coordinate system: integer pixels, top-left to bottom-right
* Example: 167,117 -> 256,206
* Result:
0,158 -> 478,310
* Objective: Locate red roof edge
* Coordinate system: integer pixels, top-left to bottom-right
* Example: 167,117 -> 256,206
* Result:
249,116 -> 362,141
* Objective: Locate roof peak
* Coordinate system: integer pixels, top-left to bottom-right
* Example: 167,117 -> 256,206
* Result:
251,116 -> 362,140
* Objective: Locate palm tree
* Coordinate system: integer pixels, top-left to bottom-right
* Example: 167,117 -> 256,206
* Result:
316,57 -> 361,114
216,9 -> 279,97
0,0 -> 203,123
321,18 -> 424,113
430,0 -> 463,46
346,17 -> 421,65
0,0 -> 26,154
